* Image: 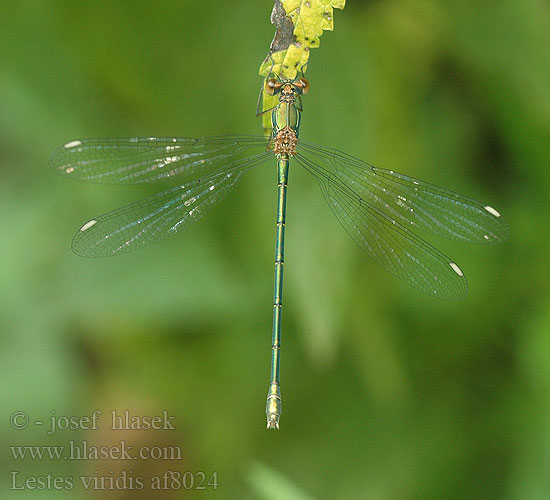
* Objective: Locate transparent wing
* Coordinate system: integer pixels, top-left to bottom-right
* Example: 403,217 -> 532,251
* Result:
296,141 -> 510,245
50,135 -> 269,185
72,151 -> 271,257
294,151 -> 469,300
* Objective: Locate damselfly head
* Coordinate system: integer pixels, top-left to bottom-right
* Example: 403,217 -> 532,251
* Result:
265,77 -> 310,96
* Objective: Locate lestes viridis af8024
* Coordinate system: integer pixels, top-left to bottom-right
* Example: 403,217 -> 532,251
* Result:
50,77 -> 509,429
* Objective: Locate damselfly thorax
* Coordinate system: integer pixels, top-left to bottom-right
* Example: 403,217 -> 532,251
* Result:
265,77 -> 309,156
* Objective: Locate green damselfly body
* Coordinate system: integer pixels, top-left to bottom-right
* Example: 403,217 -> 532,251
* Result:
50,77 -> 509,429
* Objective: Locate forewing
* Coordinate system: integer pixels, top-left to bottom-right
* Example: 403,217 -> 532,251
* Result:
295,152 -> 469,300
297,141 -> 509,244
51,135 -> 268,184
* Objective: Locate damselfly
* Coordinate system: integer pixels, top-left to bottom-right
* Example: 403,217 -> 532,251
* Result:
50,77 -> 509,429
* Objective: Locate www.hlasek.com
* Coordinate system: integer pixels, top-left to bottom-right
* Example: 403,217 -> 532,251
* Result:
11,439 -> 186,461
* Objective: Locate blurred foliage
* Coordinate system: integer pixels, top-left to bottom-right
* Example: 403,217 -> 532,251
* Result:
1,0 -> 549,499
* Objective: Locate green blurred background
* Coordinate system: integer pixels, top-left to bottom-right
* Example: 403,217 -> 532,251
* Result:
1,1 -> 549,499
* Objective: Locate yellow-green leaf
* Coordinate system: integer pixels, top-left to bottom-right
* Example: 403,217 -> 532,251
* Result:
258,0 -> 345,131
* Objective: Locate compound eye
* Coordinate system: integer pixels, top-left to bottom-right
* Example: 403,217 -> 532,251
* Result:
265,78 -> 280,96
299,78 -> 310,94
